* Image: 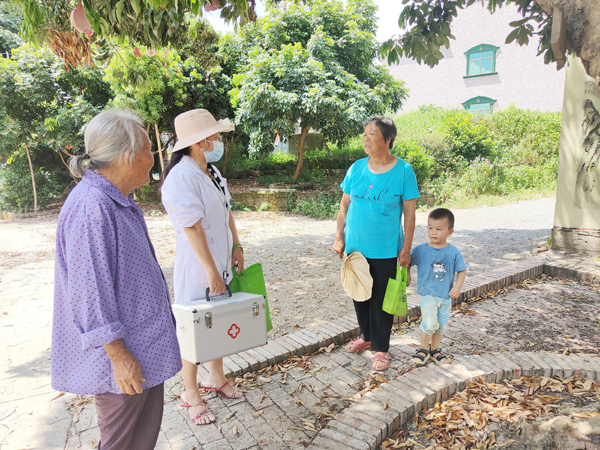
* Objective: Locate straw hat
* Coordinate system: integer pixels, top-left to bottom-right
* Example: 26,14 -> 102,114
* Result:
170,109 -> 235,153
340,252 -> 373,302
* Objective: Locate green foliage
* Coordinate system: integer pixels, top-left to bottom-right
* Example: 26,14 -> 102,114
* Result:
380,0 -> 556,68
0,1 -> 22,55
17,0 -> 250,51
0,44 -> 106,158
226,0 -> 407,159
0,150 -> 68,212
290,191 -> 341,220
488,104 -> 562,165
391,140 -> 433,188
443,110 -> 495,162
104,45 -> 188,127
230,200 -> 251,211
0,44 -> 109,210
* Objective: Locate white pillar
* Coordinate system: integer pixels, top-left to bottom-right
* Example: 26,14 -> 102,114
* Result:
552,55 -> 600,254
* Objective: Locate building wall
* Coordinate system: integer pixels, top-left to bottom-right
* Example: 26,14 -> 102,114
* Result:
388,3 -> 566,112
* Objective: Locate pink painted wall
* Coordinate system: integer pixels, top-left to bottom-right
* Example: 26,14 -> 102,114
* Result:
387,3 -> 566,112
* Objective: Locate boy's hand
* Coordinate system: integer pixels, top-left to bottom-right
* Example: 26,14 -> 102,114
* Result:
449,286 -> 461,299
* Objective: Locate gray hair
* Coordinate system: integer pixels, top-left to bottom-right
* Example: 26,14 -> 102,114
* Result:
68,109 -> 148,179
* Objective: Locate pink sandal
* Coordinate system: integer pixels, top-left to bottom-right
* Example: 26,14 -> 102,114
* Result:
180,395 -> 215,425
200,381 -> 241,399
345,338 -> 371,353
372,353 -> 391,371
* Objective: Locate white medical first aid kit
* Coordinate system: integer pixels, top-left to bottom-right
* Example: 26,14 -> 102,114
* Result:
172,288 -> 268,364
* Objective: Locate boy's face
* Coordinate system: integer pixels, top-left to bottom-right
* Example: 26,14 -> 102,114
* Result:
427,217 -> 453,245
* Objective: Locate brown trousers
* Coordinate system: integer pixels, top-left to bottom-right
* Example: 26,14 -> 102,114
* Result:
95,383 -> 164,450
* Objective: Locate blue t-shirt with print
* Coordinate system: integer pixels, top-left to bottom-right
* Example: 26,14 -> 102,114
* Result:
341,157 -> 420,259
410,243 -> 467,298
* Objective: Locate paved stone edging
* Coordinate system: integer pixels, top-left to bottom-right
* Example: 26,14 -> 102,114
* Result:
210,250 -> 600,379
306,351 -> 600,450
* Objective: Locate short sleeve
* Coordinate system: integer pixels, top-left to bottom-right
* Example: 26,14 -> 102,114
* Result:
402,163 -> 420,201
454,250 -> 468,273
161,166 -> 205,228
410,246 -> 420,266
340,163 -> 355,195
65,199 -> 127,352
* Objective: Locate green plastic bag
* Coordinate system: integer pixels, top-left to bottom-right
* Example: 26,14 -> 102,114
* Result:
382,266 -> 408,317
229,263 -> 273,332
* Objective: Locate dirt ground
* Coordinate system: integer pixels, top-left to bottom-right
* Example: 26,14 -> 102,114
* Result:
0,197 -> 558,340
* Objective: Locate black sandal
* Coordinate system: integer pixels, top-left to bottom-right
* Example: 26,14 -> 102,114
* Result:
412,348 -> 430,366
430,348 -> 449,363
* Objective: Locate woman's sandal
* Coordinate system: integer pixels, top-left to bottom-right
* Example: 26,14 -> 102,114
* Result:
200,381 -> 241,399
345,338 -> 371,353
372,353 -> 391,371
430,348 -> 449,363
180,396 -> 215,425
412,348 -> 430,366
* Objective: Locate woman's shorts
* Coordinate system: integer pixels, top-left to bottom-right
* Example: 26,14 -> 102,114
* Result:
420,295 -> 452,335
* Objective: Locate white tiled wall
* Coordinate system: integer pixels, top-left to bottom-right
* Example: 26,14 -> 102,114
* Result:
387,3 -> 566,112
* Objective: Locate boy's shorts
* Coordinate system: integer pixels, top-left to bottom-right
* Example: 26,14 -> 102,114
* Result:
420,295 -> 452,335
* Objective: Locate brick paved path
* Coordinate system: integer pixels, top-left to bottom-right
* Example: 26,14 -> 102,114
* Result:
1,251 -> 598,449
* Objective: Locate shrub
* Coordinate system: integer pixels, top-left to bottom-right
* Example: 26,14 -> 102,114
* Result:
391,140 -> 433,188
457,156 -> 502,197
489,104 -> 561,165
443,110 -> 495,161
0,151 -> 69,212
290,191 -> 341,220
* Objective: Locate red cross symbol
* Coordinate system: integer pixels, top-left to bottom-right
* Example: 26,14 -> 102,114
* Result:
228,324 -> 241,339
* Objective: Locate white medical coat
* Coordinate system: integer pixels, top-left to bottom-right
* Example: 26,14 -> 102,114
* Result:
161,155 -> 233,303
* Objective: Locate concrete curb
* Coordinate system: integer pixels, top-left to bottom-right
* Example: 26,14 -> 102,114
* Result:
305,352 -> 600,450
213,250 -> 600,378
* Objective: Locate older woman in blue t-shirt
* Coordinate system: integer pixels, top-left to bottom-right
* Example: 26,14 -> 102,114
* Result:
333,117 -> 420,371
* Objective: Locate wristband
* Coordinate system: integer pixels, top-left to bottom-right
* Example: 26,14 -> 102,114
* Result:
232,243 -> 243,253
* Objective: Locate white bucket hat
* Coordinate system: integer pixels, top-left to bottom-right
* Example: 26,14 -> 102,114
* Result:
170,109 -> 235,153
340,252 -> 373,302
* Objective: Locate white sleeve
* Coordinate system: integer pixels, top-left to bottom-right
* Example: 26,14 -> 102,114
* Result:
161,166 -> 205,227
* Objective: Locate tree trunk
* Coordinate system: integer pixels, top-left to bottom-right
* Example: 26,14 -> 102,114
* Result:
25,144 -> 37,213
292,127 -> 310,183
154,123 -> 165,177
222,134 -> 234,175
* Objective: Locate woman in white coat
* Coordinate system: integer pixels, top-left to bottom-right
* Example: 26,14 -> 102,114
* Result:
162,109 -> 244,426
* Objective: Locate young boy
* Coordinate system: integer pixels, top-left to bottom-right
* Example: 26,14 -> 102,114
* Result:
409,208 -> 467,365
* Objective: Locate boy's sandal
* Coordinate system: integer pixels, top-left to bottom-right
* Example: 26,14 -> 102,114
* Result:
180,397 -> 215,425
345,338 -> 371,353
430,348 -> 449,363
372,353 -> 391,371
412,348 -> 430,366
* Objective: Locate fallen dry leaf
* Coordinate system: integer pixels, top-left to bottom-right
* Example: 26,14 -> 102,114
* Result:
252,410 -> 264,418
51,392 -> 65,401
232,425 -> 238,436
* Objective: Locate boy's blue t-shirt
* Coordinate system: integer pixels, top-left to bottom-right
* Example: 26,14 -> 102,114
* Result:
410,243 -> 467,298
341,157 -> 420,259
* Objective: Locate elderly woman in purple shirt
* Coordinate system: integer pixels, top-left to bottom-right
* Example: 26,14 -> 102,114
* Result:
51,109 -> 181,450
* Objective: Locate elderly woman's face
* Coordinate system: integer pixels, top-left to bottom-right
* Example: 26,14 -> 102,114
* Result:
363,123 -> 389,155
130,133 -> 154,188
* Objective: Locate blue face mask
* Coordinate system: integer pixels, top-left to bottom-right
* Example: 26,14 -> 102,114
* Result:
204,140 -> 224,163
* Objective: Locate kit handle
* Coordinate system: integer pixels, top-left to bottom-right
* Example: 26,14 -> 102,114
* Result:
205,284 -> 232,302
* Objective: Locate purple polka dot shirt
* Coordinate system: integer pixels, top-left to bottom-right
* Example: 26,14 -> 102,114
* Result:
51,170 -> 182,395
